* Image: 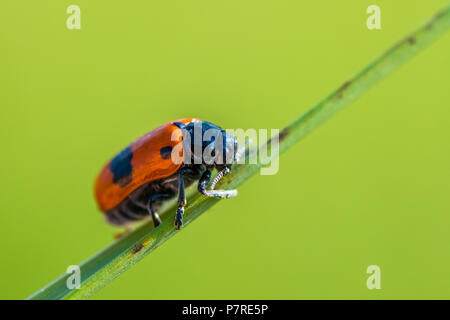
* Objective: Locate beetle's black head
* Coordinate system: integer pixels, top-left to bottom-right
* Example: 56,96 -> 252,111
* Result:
180,121 -> 238,170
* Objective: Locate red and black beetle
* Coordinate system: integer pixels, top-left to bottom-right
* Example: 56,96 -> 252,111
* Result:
94,118 -> 239,230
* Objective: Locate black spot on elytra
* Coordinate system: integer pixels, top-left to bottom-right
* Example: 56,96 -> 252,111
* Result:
111,146 -> 133,187
160,146 -> 173,160
173,122 -> 187,129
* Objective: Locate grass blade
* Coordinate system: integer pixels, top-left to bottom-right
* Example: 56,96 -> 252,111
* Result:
27,5 -> 450,300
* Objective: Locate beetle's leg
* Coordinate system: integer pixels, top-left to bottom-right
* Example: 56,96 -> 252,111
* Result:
198,169 -> 238,199
175,170 -> 187,230
147,193 -> 172,227
198,169 -> 211,194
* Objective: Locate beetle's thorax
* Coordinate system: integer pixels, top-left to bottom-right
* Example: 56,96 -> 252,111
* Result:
180,121 -> 237,170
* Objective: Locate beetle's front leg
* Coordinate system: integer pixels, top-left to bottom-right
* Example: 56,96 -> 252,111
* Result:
174,169 -> 187,230
198,169 -> 212,195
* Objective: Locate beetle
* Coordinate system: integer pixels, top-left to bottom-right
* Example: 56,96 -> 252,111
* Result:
94,118 -> 239,230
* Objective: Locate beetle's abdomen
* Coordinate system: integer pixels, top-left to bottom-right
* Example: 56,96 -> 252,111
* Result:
105,175 -> 179,226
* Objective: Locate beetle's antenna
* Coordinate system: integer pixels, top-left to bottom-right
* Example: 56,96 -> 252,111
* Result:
211,167 -> 230,190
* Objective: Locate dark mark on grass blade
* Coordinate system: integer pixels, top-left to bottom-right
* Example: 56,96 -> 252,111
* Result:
336,80 -> 352,99
132,244 -> 144,254
278,128 -> 290,142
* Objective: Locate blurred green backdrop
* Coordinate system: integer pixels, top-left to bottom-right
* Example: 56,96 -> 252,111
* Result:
1,0 -> 450,299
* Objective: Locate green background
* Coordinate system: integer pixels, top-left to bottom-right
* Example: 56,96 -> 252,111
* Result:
1,1 -> 450,299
